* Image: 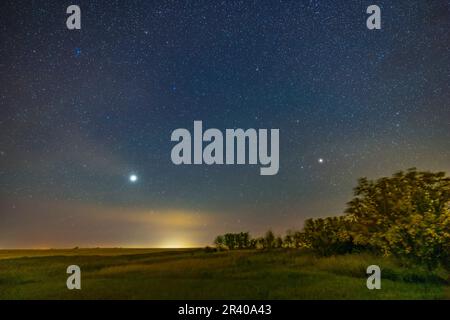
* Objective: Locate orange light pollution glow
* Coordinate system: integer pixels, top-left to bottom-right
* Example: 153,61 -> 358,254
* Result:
0,188 -> 317,249
0,198 -> 220,248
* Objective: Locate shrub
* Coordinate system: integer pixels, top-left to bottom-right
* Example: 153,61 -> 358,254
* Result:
345,168 -> 450,269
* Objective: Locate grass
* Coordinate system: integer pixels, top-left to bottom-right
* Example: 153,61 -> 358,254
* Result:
0,248 -> 448,299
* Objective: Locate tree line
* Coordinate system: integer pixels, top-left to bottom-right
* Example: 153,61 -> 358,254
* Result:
214,230 -> 283,250
212,169 -> 450,270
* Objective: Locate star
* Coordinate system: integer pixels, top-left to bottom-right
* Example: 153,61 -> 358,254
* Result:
1,0 -> 448,253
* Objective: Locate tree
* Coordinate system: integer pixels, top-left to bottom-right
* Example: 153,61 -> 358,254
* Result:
274,236 -> 283,248
301,216 -> 354,256
264,230 -> 275,249
223,233 -> 237,249
215,232 -> 252,250
238,232 -> 250,249
249,238 -> 258,249
283,230 -> 294,248
256,237 -> 265,249
292,231 -> 308,248
345,168 -> 450,269
214,235 -> 225,250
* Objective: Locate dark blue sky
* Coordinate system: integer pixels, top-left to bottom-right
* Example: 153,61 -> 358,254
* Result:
1,0 -> 449,248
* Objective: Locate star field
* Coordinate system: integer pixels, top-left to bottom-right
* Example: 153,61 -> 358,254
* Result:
0,0 -> 449,248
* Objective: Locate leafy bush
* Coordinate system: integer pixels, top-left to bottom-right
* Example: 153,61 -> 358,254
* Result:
345,168 -> 450,269
300,216 -> 355,256
213,169 -> 450,270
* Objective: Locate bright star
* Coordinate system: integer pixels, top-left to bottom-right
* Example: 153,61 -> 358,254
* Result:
318,158 -> 324,164
129,174 -> 138,182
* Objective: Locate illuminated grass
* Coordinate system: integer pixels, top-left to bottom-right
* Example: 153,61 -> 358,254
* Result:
0,249 -> 448,299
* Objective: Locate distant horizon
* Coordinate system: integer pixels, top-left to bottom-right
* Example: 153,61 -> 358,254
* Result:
0,246 -> 203,250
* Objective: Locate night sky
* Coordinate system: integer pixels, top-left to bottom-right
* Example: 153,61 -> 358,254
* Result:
1,1 -> 449,248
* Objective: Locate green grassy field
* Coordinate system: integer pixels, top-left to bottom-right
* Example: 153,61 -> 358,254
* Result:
0,248 -> 448,299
